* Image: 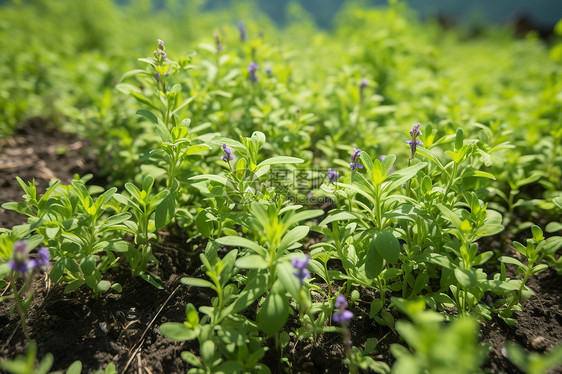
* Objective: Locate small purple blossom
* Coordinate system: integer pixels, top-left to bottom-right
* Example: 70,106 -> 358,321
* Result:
291,255 -> 311,286
407,123 -> 423,159
247,62 -> 258,73
8,241 -> 33,274
360,78 -> 368,101
360,78 -> 368,89
405,140 -> 423,146
350,148 -> 363,172
220,144 -> 234,162
333,294 -> 353,323
33,247 -> 50,270
409,123 -> 422,138
154,73 -> 160,80
327,168 -> 339,184
153,39 -> 169,62
351,148 -> 361,162
238,22 -> 246,42
247,62 -> 259,82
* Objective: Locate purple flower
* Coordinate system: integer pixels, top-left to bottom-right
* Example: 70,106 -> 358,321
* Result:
154,73 -> 160,80
335,294 -> 347,308
360,78 -> 368,89
220,144 -> 234,162
238,22 -> 246,42
350,148 -> 363,172
351,148 -> 361,162
33,247 -> 50,270
407,123 -> 423,158
328,168 -> 339,184
247,62 -> 259,82
247,62 -> 258,73
8,241 -> 34,274
157,39 -> 165,51
333,294 -> 353,323
405,140 -> 423,146
291,255 -> 311,286
360,78 -> 368,101
409,123 -> 422,138
333,310 -> 354,322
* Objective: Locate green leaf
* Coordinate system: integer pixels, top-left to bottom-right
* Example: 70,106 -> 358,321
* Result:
103,213 -> 132,226
278,226 -> 309,253
257,292 -> 289,335
371,158 -> 385,185
215,236 -> 267,257
136,109 -> 157,124
66,360 -> 82,374
366,241 -> 384,278
455,128 -> 464,150
201,340 -> 216,363
283,209 -> 324,228
437,203 -> 463,230
373,231 -> 400,264
139,272 -> 163,289
386,162 -> 427,191
553,197 -> 562,210
319,211 -> 360,226
111,283 -> 122,292
476,224 -> 504,237
471,170 -> 496,180
186,144 -> 212,155
181,352 -> 201,367
97,280 -> 111,293
276,261 -> 301,300
80,258 -> 95,276
160,322 -> 198,341
218,271 -> 268,321
381,154 -> 396,176
50,260 -> 65,282
235,255 -> 269,269
499,256 -> 525,268
454,268 -> 476,288
36,353 -> 54,374
256,156 -> 304,169
137,109 -> 171,143
361,151 -> 374,174
181,277 -> 216,289
64,279 -> 85,293
155,191 -> 176,230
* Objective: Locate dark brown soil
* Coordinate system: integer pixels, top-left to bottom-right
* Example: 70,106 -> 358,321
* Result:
480,267 -> 562,374
0,122 -> 561,373
0,118 -> 100,229
0,235 -> 205,373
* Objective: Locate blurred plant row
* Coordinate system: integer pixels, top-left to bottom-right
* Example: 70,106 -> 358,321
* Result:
1,0 -> 562,373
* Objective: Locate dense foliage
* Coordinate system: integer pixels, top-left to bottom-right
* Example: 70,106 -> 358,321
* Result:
1,0 -> 562,372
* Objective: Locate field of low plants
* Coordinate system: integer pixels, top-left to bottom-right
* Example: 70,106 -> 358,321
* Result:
1,0 -> 561,373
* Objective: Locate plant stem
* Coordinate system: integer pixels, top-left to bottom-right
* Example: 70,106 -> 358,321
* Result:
11,282 -> 31,341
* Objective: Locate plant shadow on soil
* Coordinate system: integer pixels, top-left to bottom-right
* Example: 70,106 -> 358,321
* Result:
0,122 -> 561,373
